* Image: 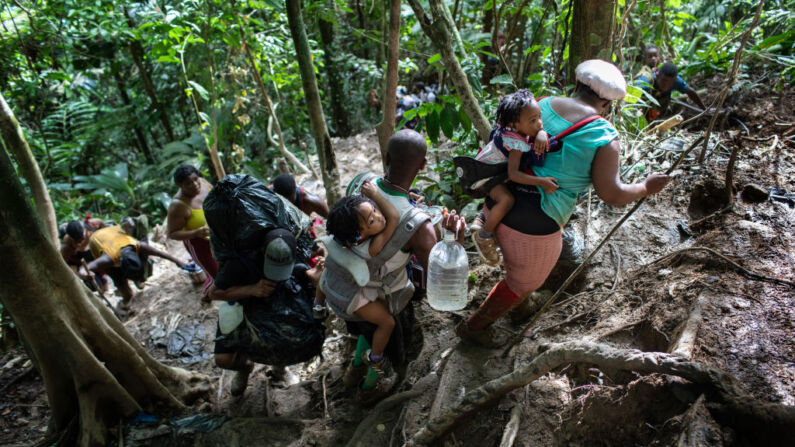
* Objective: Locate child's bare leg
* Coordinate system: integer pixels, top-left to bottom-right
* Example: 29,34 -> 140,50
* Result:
315,288 -> 326,306
353,300 -> 395,359
483,184 -> 515,234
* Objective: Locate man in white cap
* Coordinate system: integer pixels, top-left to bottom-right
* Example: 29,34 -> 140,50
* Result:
457,60 -> 670,347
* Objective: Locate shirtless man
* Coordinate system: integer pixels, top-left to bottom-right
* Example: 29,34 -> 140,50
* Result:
271,173 -> 329,219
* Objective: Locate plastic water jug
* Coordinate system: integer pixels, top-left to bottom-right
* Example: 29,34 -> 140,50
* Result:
426,229 -> 469,311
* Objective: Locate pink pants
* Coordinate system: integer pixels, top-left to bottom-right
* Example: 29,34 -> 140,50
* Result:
467,220 -> 561,330
184,238 -> 218,295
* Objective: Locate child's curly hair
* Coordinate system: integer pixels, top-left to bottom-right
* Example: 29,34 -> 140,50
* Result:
494,89 -> 536,129
326,195 -> 374,247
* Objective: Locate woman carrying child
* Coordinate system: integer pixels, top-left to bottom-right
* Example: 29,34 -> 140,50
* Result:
458,60 -> 671,347
318,179 -> 401,398
471,90 -> 560,265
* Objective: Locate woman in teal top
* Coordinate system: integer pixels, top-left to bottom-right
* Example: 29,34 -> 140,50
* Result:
533,96 -> 620,226
457,60 -> 671,347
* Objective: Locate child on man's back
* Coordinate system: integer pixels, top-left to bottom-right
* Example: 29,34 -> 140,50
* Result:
315,180 -> 400,396
470,90 -> 559,266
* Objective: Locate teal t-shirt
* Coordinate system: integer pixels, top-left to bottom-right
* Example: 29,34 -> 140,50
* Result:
534,97 -> 619,226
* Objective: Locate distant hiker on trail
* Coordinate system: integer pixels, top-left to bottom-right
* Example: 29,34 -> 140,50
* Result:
60,216 -> 108,291
457,60 -> 671,348
167,165 -> 218,299
316,129 -> 465,404
79,225 -> 187,309
271,173 -> 330,219
636,44 -> 661,82
469,89 -> 558,267
316,179 -> 402,400
636,57 -> 707,122
203,175 -> 326,397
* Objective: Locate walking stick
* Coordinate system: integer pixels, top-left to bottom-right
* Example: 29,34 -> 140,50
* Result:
81,259 -> 121,318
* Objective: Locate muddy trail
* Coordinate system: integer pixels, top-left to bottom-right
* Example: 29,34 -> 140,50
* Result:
1,86 -> 794,446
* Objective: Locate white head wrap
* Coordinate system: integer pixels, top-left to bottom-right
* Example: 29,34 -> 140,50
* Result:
575,59 -> 627,101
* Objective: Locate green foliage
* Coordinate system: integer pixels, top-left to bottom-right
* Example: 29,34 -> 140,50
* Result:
1,0 -> 791,229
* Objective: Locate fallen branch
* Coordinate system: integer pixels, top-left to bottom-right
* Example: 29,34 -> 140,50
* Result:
689,204 -> 733,227
498,404 -> 522,447
503,136 -> 707,356
321,372 -> 329,421
647,246 -> 795,288
408,341 -> 795,445
671,291 -> 707,359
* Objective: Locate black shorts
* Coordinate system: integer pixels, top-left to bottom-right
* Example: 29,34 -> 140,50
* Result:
485,183 -> 559,236
213,322 -> 237,354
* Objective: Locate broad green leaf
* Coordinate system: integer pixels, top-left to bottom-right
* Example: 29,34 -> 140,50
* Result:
440,104 -> 457,139
624,85 -> 644,104
427,53 -> 441,64
426,111 -> 440,144
188,81 -> 210,100
156,54 -> 181,63
458,107 -> 471,133
490,74 -> 514,85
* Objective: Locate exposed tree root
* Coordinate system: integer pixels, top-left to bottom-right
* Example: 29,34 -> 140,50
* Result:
407,341 -> 795,445
346,374 -> 439,447
647,246 -> 795,288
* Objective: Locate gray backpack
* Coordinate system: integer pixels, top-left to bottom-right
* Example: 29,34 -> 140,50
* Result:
320,207 -> 429,321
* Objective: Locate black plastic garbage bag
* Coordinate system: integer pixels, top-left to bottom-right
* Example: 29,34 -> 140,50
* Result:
203,174 -> 313,264
205,175 -> 323,365
215,272 -> 324,366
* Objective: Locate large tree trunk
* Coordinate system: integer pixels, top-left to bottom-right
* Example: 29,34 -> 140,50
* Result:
0,93 -> 58,244
126,10 -> 175,143
375,0 -> 400,172
568,0 -> 616,83
0,105 -> 211,447
408,0 -> 491,144
286,0 -> 342,205
318,0 -> 352,137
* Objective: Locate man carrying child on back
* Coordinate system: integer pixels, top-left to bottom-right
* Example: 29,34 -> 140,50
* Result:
317,129 -> 465,404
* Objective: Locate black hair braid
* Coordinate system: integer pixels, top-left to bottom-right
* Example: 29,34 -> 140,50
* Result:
326,195 -> 374,247
494,89 -> 536,128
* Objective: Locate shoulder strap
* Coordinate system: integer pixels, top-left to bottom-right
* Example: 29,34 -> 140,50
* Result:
554,115 -> 603,140
370,207 -> 429,265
